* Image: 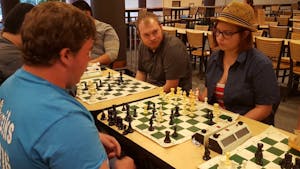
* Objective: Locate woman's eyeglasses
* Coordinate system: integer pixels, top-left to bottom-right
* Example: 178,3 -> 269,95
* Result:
214,29 -> 241,39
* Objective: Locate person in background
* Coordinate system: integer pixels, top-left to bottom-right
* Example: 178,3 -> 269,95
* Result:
72,0 -> 120,66
0,3 -> 34,84
135,12 -> 192,93
0,2 -> 135,169
198,2 -> 280,125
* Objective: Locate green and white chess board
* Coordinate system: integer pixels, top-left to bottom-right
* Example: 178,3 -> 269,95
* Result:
77,72 -> 157,104
199,127 -> 300,169
98,93 -> 239,148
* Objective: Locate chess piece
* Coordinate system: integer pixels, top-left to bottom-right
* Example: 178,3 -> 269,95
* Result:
100,111 -> 106,120
213,103 -> 220,121
107,84 -> 112,91
133,108 -> 137,117
171,126 -> 178,138
126,118 -> 134,133
293,158 -> 300,169
117,117 -> 124,130
99,79 -> 102,87
122,104 -> 126,111
151,108 -> 156,119
169,110 -> 174,125
204,97 -> 208,104
255,143 -> 263,166
122,125 -> 128,135
164,131 -> 171,143
174,105 -> 180,117
202,146 -> 211,161
107,72 -> 111,78
125,108 -> 131,122
148,117 -> 154,131
147,101 -> 151,110
119,71 -> 123,82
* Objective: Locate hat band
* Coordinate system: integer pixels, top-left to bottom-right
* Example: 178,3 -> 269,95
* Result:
219,12 -> 251,27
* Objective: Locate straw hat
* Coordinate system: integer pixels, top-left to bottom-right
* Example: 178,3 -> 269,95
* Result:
215,1 -> 257,32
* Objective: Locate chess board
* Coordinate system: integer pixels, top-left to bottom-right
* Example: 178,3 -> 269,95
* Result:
199,127 -> 300,169
97,94 -> 239,148
77,71 -> 157,104
81,62 -> 102,79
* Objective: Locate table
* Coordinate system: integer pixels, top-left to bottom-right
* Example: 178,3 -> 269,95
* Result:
162,26 -> 211,36
92,105 -> 295,169
77,68 -> 160,111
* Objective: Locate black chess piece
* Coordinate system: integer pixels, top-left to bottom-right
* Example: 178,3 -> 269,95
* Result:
293,158 -> 300,169
202,146 -> 211,161
99,79 -> 102,87
147,101 -> 151,110
126,118 -> 134,133
122,125 -> 128,135
169,111 -> 174,125
133,108 -> 137,117
82,81 -> 88,90
122,104 -> 126,111
174,105 -> 180,117
148,117 -> 154,131
164,131 -> 171,143
255,143 -> 263,166
107,84 -> 112,91
107,72 -> 111,78
117,117 -> 124,130
108,110 -> 115,126
100,111 -> 106,120
119,71 -> 123,82
171,126 -> 178,138
151,109 -> 156,119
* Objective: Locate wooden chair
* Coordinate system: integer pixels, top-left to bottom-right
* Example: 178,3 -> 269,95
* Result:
255,37 -> 289,82
293,22 -> 300,28
276,16 -> 290,26
174,23 -> 186,29
194,25 -> 209,31
291,32 -> 300,40
163,8 -> 181,26
293,27 -> 300,33
270,5 -> 280,17
186,31 -> 206,74
269,25 -> 289,38
286,40 -> 300,99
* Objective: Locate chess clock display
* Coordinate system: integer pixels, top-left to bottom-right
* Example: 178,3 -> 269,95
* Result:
208,121 -> 252,154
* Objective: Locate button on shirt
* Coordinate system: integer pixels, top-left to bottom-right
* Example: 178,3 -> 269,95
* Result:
205,48 -> 280,116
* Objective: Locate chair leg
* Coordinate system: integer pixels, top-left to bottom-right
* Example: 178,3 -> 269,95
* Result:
282,70 -> 286,83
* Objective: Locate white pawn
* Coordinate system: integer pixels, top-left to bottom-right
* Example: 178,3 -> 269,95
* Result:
204,97 -> 208,105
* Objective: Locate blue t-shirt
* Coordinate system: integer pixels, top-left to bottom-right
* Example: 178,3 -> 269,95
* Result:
0,68 -> 107,169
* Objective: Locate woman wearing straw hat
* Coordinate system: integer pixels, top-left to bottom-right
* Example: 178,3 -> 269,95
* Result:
198,2 -> 280,124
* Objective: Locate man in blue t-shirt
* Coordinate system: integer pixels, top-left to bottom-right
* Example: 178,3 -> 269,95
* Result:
0,2 -> 135,169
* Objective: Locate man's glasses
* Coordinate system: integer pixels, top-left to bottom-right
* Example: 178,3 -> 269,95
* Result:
214,29 -> 241,39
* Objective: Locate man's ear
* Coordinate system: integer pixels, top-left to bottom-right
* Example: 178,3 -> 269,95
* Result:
242,30 -> 250,39
59,48 -> 73,66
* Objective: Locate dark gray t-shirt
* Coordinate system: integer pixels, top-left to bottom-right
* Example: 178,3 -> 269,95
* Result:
138,33 -> 192,92
0,34 -> 23,83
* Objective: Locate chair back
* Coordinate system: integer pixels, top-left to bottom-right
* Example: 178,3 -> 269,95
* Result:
207,31 -> 217,52
186,30 -> 205,49
289,40 -> 300,63
189,6 -> 198,17
291,32 -> 300,40
255,36 -> 284,67
276,16 -> 289,26
163,8 -> 172,17
293,22 -> 300,28
194,25 -> 209,31
174,23 -> 186,29
252,30 -> 264,37
269,25 -> 289,38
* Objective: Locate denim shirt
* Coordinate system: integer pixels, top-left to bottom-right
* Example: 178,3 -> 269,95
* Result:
205,48 -> 280,117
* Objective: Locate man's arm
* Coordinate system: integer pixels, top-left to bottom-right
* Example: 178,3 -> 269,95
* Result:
90,54 -> 112,65
163,79 -> 179,93
135,70 -> 146,81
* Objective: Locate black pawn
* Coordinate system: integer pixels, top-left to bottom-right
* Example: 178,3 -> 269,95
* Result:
148,117 -> 154,131
164,131 -> 171,143
99,79 -> 102,87
107,84 -> 112,91
171,126 -> 178,138
147,101 -> 151,110
119,71 -> 123,82
293,158 -> 300,169
255,143 -> 263,166
133,108 -> 137,117
100,111 -> 106,120
169,111 -> 174,125
202,146 -> 211,161
174,105 -> 180,117
122,125 -> 128,135
107,72 -> 111,78
126,119 -> 134,133
122,104 -> 126,111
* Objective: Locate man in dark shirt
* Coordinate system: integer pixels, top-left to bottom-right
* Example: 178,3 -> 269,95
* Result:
0,3 -> 34,84
135,12 -> 192,93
